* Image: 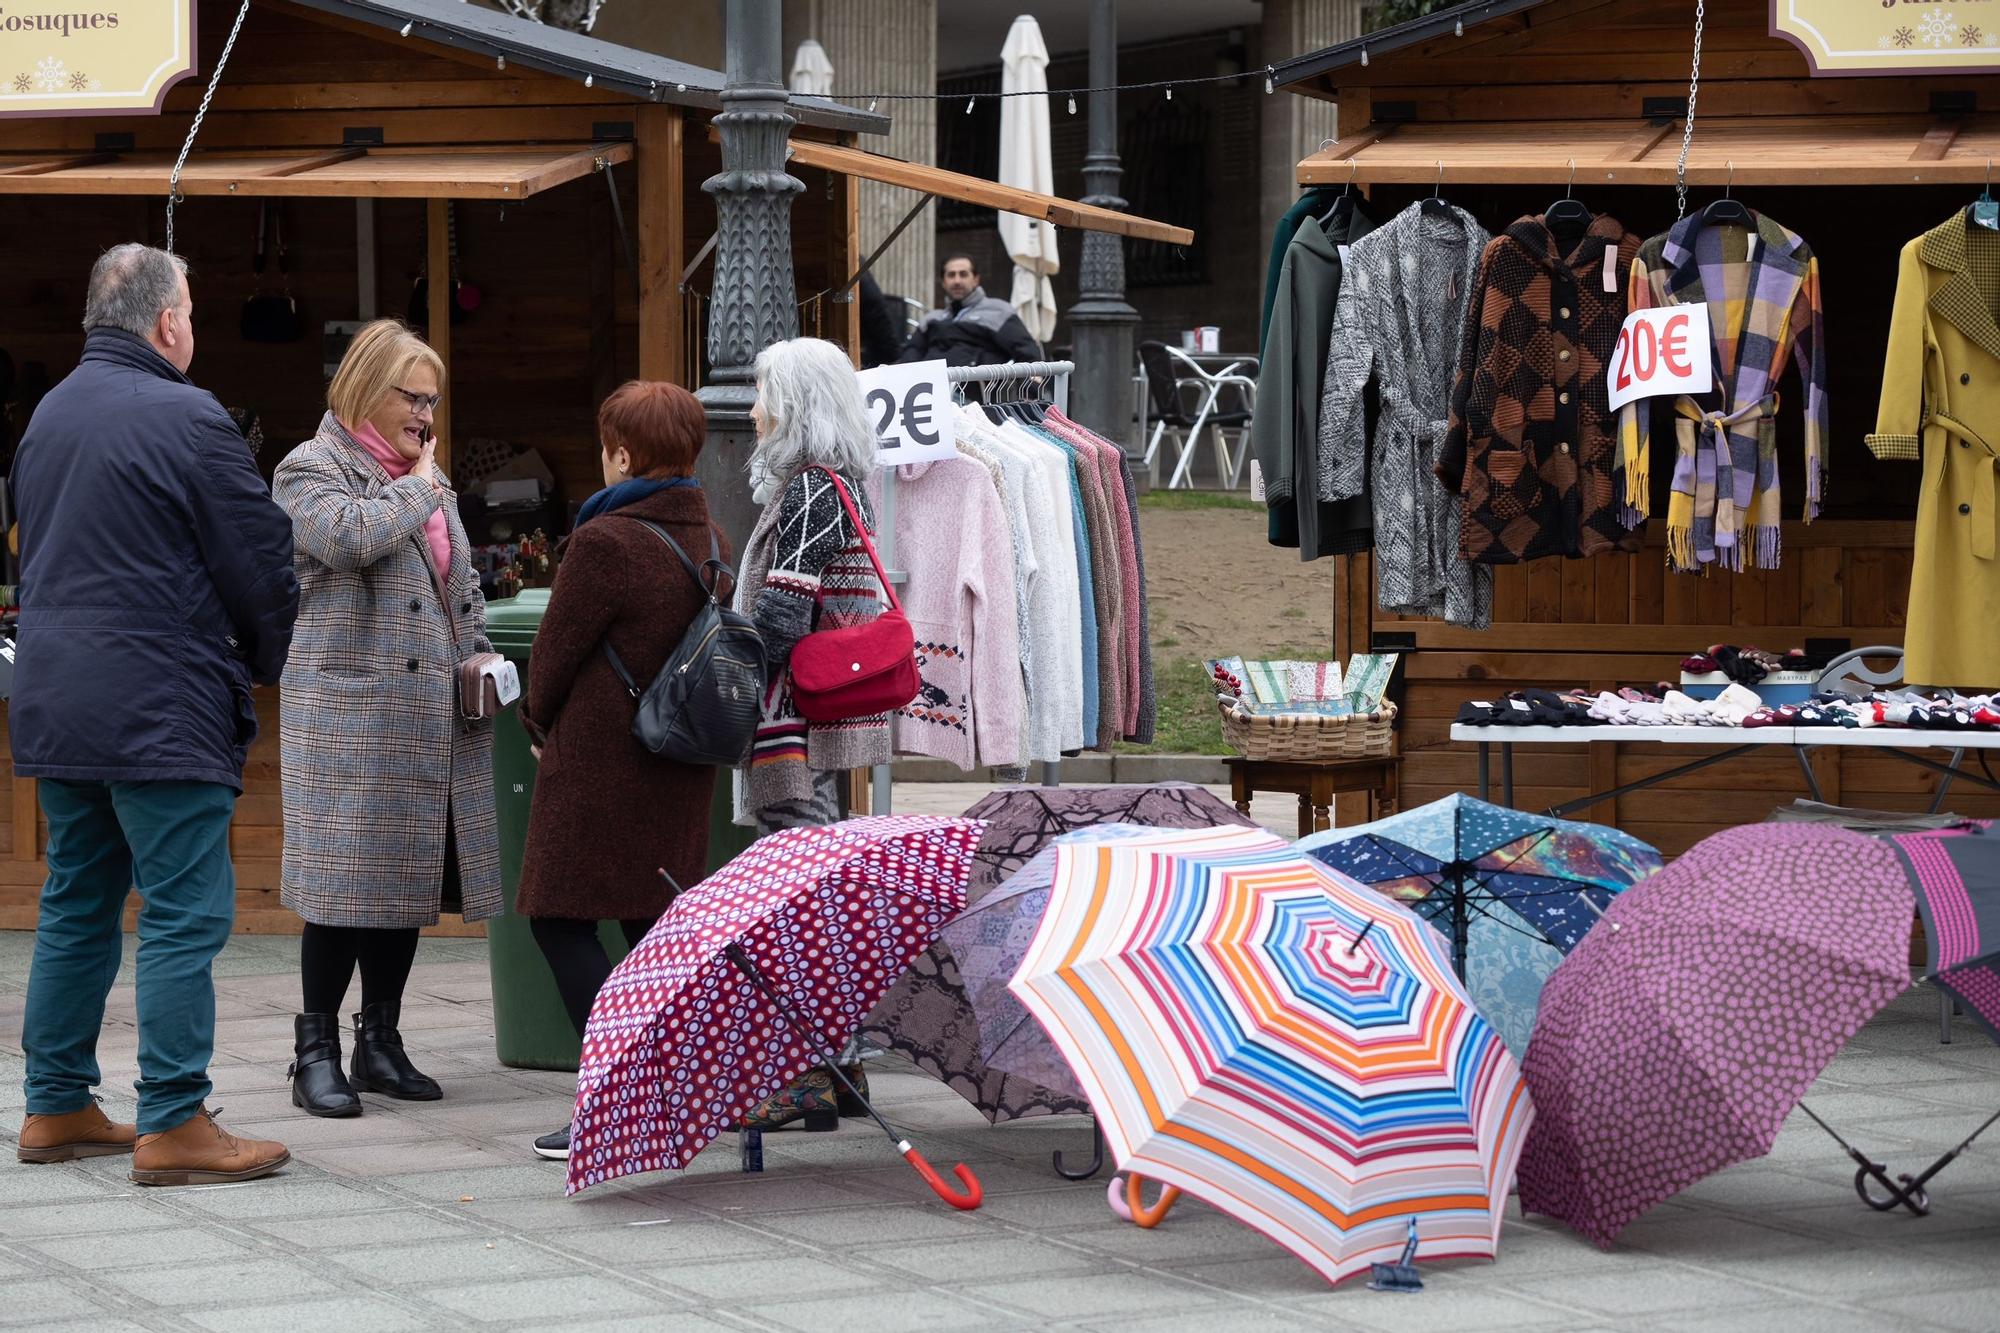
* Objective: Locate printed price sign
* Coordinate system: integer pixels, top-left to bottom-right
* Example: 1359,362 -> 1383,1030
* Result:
1606,305 -> 1713,412
857,359 -> 956,467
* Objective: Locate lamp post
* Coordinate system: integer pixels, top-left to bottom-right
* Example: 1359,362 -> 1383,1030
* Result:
698,0 -> 801,547
1065,0 -> 1139,462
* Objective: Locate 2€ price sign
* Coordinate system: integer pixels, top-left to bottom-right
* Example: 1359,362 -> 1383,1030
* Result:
856,359 -> 957,468
1605,305 -> 1713,413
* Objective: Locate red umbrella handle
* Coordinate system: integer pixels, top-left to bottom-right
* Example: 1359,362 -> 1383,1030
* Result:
1126,1173 -> 1182,1229
900,1141 -> 983,1210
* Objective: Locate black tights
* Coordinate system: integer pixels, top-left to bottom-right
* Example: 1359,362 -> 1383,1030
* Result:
529,916 -> 654,1039
300,924 -> 421,1016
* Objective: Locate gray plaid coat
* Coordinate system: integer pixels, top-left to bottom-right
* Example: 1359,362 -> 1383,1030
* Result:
270,413 -> 501,928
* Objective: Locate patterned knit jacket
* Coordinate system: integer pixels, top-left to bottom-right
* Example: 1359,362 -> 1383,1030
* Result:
1438,212 -> 1644,564
732,466 -> 891,822
888,457 -> 1025,771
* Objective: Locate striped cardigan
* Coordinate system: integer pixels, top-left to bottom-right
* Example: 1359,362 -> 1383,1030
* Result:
732,467 -> 892,823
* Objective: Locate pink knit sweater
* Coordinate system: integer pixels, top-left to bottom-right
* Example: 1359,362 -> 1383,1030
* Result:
888,457 -> 1025,770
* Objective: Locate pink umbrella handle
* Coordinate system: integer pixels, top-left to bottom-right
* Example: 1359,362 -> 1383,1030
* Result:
900,1141 -> 983,1210
1107,1175 -> 1133,1220
1126,1173 -> 1182,1229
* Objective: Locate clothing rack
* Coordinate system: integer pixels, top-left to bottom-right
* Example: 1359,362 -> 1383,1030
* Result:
871,360 -> 1076,817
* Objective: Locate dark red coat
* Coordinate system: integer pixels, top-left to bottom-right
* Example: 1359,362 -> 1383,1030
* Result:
517,487 -> 727,920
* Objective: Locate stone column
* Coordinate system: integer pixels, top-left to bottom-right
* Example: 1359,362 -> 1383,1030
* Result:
1065,0 -> 1140,460
804,0 -> 937,314
1259,0 -> 1360,253
699,0 -> 801,549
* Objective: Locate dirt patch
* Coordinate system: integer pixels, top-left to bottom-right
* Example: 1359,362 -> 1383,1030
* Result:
1140,503 -> 1334,661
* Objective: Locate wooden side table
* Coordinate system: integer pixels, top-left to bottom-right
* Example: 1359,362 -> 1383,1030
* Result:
1224,755 -> 1402,838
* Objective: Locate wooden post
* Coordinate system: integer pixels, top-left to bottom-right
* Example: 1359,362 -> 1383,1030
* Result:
636,105 -> 685,385
426,197 -> 453,472
840,158 -> 860,362
12,773 -> 37,862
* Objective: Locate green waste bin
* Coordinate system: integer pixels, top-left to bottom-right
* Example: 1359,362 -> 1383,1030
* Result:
483,588 -> 756,1071
484,590 -> 622,1070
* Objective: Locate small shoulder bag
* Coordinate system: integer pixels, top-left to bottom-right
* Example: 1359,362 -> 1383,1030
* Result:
786,469 -> 921,723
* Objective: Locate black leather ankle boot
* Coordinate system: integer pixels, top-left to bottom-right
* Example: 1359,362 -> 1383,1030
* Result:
349,1001 -> 442,1101
289,1014 -> 361,1118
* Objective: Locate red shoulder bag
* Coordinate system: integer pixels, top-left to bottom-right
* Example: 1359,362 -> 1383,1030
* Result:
786,469 -> 921,723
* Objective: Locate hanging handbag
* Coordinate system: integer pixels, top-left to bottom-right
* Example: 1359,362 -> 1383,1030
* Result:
787,468 -> 921,723
239,203 -> 302,344
598,517 -> 767,766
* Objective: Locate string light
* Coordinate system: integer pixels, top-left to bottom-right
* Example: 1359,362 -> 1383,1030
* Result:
495,54 -> 505,69
1265,68 -> 1275,94
1165,85 -> 1173,100
1455,17 -> 1465,35
399,20 -> 412,35
1360,46 -> 1370,66
1067,94 -> 1076,114
868,97 -> 878,113
584,73 -> 593,87
965,97 -> 975,114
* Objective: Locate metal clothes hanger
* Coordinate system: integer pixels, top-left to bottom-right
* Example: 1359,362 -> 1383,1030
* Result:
1546,158 -> 1593,229
1420,160 -> 1453,213
1319,159 -> 1359,226
1701,160 -> 1752,228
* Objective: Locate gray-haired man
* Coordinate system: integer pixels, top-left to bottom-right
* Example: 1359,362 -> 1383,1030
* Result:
11,245 -> 299,1184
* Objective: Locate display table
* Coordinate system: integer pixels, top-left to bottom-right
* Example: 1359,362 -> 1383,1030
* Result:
1451,723 -> 2000,816
1224,755 -> 1401,838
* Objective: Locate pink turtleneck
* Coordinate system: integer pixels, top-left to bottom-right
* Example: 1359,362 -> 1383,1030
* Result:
351,420 -> 452,579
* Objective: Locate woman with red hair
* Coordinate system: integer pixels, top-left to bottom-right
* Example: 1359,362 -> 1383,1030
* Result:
516,380 -> 726,1161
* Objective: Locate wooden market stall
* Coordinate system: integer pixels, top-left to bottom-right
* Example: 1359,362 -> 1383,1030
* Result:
0,0 -> 1191,932
1276,0 -> 2000,853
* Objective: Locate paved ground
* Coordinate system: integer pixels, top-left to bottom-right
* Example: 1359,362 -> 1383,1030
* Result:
3,791 -> 2000,1330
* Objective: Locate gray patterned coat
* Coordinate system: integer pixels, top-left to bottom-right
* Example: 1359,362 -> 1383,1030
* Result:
1319,201 -> 1494,629
270,413 -> 501,928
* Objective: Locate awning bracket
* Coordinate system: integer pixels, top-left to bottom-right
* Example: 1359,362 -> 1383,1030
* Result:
832,194 -> 934,303
598,156 -> 642,306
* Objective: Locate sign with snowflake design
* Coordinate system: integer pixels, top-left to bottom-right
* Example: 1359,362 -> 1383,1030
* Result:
1,2 -> 195,117
1773,0 -> 2000,75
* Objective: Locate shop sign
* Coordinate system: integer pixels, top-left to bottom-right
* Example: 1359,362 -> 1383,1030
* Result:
1772,0 -> 2000,76
1606,307 -> 1713,412
0,1 -> 196,118
858,359 -> 957,468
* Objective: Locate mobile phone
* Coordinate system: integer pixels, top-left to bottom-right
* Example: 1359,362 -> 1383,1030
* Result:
419,425 -> 433,447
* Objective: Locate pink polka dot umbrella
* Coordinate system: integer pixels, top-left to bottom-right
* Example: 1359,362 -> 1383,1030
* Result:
565,815 -> 985,1205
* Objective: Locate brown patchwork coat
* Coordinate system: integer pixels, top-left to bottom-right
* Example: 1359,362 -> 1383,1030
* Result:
270,413 -> 502,929
1438,212 -> 1643,563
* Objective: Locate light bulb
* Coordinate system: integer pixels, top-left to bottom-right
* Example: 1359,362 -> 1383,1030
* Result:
584,73 -> 594,87
399,20 -> 412,35
1455,18 -> 1464,35
966,97 -> 975,114
496,54 -> 505,70
1360,46 -> 1370,66
1264,72 -> 1274,94
1165,86 -> 1173,100
869,97 -> 878,113
1067,95 -> 1076,114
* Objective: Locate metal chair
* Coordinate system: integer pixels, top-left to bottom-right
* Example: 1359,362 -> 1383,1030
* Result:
1136,341 -> 1255,490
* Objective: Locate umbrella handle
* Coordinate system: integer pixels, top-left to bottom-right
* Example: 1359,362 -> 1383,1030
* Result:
1126,1173 -> 1182,1229
1107,1176 -> 1132,1220
901,1141 -> 983,1211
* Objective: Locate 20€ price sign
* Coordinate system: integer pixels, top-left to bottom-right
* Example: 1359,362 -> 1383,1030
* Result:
856,359 -> 957,468
1605,305 -> 1713,413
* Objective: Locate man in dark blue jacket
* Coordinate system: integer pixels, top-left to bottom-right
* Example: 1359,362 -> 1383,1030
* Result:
11,245 -> 299,1186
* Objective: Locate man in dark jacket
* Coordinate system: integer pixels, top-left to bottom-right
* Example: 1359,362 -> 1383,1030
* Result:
898,254 -> 1044,369
856,271 -> 906,370
10,244 -> 299,1186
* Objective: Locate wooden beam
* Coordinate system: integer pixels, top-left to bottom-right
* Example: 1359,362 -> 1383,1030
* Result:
0,152 -> 117,176
427,197 -> 453,473
11,774 -> 36,863
1912,118 -> 1965,162
840,150 -> 861,363
254,148 -> 367,177
1609,120 -> 1678,164
635,105 -> 684,386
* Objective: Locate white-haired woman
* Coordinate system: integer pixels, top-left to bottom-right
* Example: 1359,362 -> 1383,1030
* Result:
732,336 -> 889,1131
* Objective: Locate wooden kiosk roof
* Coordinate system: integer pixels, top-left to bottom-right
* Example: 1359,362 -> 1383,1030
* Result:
1276,0 -> 2000,187
0,142 -> 634,199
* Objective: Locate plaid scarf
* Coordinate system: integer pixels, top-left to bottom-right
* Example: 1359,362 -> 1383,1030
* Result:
1620,210 -> 1826,573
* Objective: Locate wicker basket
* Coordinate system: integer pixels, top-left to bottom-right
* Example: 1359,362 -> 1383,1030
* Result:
1219,700 -> 1397,762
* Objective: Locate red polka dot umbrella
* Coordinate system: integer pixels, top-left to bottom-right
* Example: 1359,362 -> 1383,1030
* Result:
1517,824 -> 1916,1247
565,816 -> 985,1201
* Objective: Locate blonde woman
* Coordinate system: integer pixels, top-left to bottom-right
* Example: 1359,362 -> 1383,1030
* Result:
271,319 -> 501,1118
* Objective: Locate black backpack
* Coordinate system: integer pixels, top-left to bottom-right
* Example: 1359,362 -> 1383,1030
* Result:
601,519 -> 767,766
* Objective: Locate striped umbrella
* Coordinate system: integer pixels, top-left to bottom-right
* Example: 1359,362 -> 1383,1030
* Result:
1011,824 -> 1533,1286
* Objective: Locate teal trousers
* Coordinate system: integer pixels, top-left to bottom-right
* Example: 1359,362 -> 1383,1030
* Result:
21,780 -> 237,1135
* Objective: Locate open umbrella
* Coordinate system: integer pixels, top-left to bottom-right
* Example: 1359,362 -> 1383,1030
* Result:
998,15 -> 1058,344
568,816 -> 984,1205
1013,823 -> 1533,1286
957,782 -> 1255,903
1517,824 -> 1916,1246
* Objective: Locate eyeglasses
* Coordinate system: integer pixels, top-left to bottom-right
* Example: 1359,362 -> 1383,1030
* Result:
391,385 -> 442,413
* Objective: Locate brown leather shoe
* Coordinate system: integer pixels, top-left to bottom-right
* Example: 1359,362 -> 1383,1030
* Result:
17,1102 -> 136,1163
130,1107 -> 289,1187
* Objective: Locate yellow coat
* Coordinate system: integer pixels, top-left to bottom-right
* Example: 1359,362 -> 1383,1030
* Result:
1869,212 -> 2000,688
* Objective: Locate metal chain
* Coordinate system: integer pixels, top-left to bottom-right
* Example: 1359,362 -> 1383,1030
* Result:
165,0 -> 252,253
1673,0 -> 1706,218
